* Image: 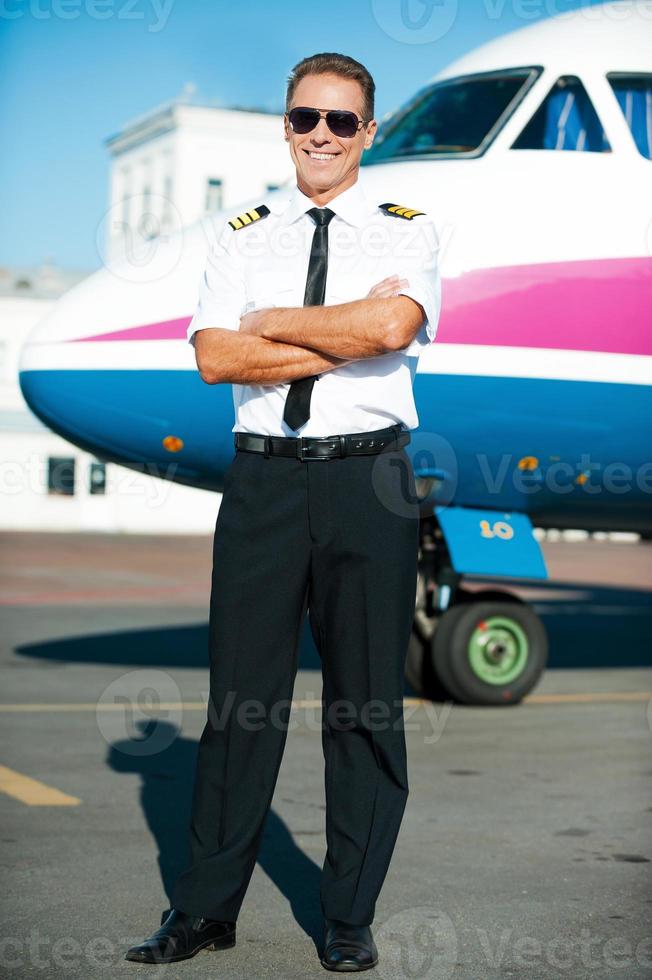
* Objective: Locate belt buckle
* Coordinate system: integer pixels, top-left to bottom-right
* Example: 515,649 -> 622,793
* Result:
297,437 -> 337,461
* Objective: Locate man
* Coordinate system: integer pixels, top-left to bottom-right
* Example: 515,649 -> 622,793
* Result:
126,52 -> 441,972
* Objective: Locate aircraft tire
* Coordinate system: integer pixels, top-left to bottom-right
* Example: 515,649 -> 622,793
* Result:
405,626 -> 450,701
430,601 -> 548,705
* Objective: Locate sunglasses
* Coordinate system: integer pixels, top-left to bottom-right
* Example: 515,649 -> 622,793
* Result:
287,106 -> 367,139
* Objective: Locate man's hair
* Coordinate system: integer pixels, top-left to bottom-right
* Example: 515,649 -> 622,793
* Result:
286,53 -> 375,123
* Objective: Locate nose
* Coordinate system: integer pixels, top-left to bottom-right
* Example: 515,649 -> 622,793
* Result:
310,115 -> 333,144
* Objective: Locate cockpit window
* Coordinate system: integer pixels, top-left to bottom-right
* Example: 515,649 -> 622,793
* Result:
607,73 -> 652,160
512,75 -> 610,152
362,67 -> 542,164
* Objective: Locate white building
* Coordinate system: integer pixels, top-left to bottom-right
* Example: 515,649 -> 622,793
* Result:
3,95 -> 293,533
104,93 -> 292,262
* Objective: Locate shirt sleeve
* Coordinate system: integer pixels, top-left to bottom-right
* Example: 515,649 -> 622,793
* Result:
187,219 -> 247,348
393,216 -> 442,357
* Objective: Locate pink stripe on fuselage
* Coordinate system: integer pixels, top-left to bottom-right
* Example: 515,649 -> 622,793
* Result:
74,316 -> 191,343
73,257 -> 652,355
436,257 -> 651,355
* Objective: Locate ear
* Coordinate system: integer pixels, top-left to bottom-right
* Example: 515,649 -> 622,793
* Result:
363,118 -> 378,151
283,113 -> 291,143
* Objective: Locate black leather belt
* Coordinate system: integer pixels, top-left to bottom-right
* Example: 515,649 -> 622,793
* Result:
234,423 -> 410,460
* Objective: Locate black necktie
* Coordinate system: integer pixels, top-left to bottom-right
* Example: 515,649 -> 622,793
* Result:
282,206 -> 335,431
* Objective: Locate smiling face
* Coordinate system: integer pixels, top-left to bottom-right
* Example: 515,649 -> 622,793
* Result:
284,72 -> 377,205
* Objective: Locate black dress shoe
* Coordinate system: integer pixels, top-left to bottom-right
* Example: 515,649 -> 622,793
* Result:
124,908 -> 236,964
321,917 -> 378,972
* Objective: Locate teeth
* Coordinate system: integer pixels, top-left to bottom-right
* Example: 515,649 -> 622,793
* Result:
309,152 -> 336,160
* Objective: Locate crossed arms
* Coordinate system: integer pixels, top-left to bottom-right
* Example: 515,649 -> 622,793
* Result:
194,276 -> 426,386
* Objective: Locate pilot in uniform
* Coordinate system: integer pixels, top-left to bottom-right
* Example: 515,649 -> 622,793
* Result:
126,59 -> 441,973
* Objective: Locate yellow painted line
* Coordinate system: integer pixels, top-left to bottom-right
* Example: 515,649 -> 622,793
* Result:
0,702 -> 209,713
523,691 -> 651,704
0,693 -> 650,713
0,764 -> 81,806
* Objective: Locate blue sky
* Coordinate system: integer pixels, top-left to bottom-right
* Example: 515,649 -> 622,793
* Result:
0,0 -> 606,270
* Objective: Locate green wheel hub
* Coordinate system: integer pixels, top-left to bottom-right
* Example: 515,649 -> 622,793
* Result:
467,615 -> 529,685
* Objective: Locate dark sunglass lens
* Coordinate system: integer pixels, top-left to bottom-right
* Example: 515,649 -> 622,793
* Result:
326,111 -> 359,138
289,108 -> 320,133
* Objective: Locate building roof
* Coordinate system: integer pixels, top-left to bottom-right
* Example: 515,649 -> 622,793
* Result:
104,94 -> 284,155
0,263 -> 91,300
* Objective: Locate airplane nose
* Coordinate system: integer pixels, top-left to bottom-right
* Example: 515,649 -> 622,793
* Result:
16,251 -> 235,490
17,265 -> 176,445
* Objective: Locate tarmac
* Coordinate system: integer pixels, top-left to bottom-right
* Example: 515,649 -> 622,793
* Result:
1,530 -> 651,979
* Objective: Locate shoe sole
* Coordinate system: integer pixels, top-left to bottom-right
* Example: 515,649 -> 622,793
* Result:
124,933 -> 236,964
320,957 -> 378,972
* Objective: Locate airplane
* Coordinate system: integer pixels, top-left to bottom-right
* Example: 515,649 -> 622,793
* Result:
18,3 -> 652,706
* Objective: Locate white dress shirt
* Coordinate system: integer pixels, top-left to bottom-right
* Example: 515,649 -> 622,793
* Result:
187,180 -> 441,436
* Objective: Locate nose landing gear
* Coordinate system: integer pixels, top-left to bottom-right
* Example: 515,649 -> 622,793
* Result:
407,518 -> 548,705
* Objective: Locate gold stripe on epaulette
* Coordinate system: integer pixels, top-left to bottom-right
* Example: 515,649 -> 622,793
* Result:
228,204 -> 271,231
379,202 -> 426,220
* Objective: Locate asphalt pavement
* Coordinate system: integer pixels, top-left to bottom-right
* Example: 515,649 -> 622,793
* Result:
1,531 -> 651,979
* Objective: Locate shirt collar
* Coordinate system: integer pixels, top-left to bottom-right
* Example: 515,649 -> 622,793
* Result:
273,179 -> 375,229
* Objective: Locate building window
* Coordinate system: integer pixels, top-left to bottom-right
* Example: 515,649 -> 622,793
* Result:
89,461 -> 106,495
266,183 -> 280,193
205,178 -> 223,213
48,456 -> 75,496
162,174 -> 174,227
512,75 -> 610,152
139,184 -> 159,240
607,73 -> 652,160
121,167 -> 131,226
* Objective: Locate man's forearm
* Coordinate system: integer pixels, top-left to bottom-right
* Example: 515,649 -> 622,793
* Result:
194,328 -> 356,385
255,297 -> 415,358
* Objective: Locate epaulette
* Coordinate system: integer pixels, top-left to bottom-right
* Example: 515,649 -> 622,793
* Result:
228,204 -> 270,231
379,203 -> 425,220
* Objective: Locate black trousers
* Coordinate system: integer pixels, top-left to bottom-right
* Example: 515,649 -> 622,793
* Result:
171,436 -> 420,926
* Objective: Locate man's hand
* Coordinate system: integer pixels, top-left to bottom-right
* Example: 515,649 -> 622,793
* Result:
239,276 -> 410,338
367,274 -> 410,299
234,275 -> 424,359
239,309 -> 269,336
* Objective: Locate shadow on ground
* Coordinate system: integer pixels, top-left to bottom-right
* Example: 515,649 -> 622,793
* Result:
16,581 -> 652,670
107,719 -> 324,950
